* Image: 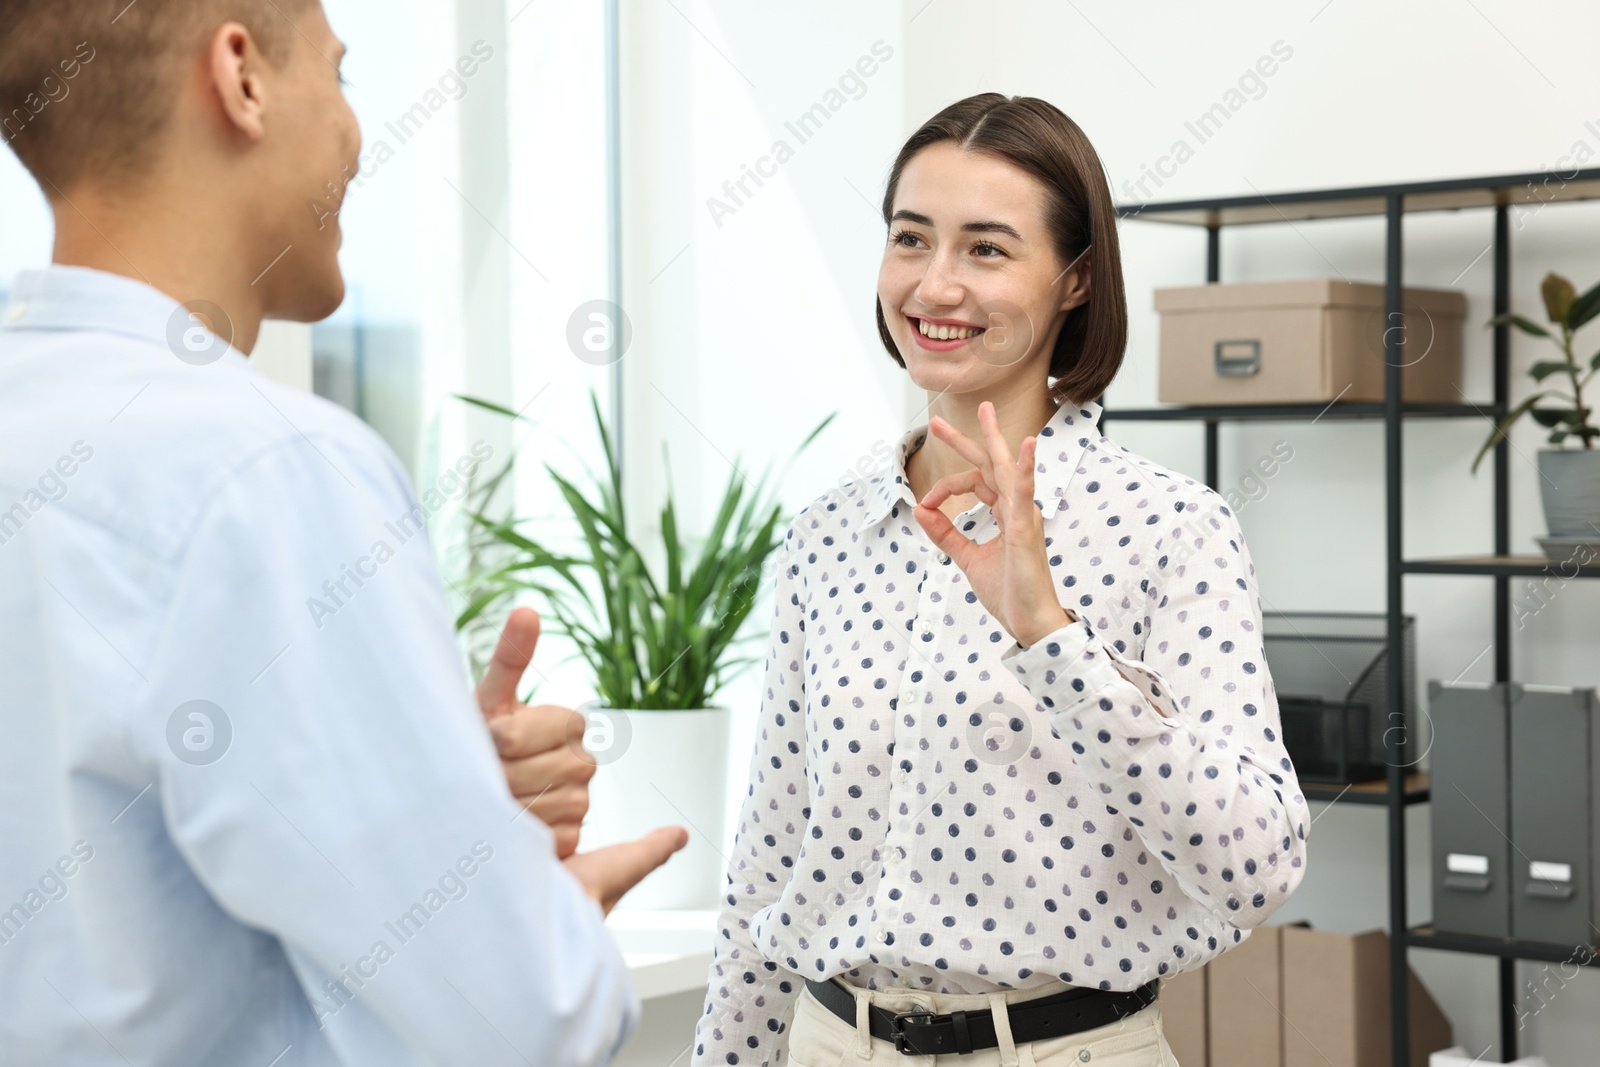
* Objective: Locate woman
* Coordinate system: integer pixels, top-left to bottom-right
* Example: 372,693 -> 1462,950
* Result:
692,94 -> 1308,1067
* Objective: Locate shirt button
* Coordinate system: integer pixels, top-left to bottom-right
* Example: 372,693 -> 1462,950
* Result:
893,846 -> 907,863
875,927 -> 890,944
939,552 -> 951,565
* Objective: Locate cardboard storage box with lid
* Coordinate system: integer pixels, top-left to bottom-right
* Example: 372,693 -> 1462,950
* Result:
1153,279 -> 1466,405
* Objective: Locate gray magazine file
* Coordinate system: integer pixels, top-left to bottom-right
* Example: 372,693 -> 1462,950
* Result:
1508,682 -> 1600,947
1428,680 -> 1512,939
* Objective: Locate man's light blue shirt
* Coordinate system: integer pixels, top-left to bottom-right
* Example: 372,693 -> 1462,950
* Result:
0,266 -> 639,1066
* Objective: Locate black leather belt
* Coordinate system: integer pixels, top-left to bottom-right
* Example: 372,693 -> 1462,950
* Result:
802,976 -> 1159,1056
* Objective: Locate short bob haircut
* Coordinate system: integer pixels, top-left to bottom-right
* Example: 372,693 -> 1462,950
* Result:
875,94 -> 1128,406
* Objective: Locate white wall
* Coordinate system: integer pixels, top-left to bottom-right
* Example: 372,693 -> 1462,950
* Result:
250,322 -> 314,390
617,0 -> 910,866
621,0 -> 1600,1063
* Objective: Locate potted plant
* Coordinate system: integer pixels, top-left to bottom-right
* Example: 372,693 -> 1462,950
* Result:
454,392 -> 830,908
1472,272 -> 1600,557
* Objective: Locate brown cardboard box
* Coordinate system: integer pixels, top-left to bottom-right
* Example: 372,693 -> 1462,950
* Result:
1280,926 -> 1453,1067
1207,923 -> 1284,1067
1159,966 -> 1208,1067
1154,279 -> 1466,405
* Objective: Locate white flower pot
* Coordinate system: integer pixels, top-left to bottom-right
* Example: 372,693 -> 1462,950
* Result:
1538,447 -> 1600,540
581,705 -> 730,910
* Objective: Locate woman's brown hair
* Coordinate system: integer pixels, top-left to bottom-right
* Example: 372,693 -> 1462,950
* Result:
875,93 -> 1127,405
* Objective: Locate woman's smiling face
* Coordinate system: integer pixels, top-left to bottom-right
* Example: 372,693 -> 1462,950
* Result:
877,141 -> 1090,397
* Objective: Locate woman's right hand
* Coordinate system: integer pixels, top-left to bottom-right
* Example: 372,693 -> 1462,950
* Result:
913,401 -> 1076,649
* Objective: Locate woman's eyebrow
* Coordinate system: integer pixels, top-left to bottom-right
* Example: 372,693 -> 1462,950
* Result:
889,209 -> 933,226
888,210 -> 1024,241
961,220 -> 1023,239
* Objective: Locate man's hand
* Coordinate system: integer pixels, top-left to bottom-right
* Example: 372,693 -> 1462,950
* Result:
477,608 -> 595,859
563,826 -> 690,917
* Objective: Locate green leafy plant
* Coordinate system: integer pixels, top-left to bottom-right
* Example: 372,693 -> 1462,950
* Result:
1472,271 -> 1600,473
454,442 -> 522,684
453,392 -> 833,710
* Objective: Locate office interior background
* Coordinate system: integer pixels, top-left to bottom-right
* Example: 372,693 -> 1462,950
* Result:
6,0 -> 1599,1063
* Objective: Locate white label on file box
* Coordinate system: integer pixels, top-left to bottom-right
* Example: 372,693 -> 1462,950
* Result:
1528,861 -> 1572,882
1446,853 -> 1490,875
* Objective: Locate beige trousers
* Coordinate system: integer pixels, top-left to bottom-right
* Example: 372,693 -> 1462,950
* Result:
786,979 -> 1178,1067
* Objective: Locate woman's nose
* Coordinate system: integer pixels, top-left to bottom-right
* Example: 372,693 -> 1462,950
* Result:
912,256 -> 965,310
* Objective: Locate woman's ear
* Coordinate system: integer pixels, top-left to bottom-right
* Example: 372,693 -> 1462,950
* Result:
209,22 -> 269,143
1059,260 -> 1092,313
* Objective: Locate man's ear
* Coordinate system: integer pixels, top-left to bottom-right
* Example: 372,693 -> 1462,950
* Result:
1059,260 -> 1092,313
209,22 -> 269,142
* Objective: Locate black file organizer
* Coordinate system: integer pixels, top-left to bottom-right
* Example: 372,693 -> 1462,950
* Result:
1265,612 -> 1415,784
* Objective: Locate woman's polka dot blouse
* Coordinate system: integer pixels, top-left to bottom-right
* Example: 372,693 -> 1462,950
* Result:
690,400 -> 1309,1067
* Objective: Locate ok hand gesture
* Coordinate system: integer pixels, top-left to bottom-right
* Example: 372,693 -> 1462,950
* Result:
911,401 -> 1076,649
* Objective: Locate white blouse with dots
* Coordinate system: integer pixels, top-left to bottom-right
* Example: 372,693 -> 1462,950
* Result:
691,399 -> 1310,1067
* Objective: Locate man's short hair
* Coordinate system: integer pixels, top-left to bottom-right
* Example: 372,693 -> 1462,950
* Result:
0,0 -> 317,192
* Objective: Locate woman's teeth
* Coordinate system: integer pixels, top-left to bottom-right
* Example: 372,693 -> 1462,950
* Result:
916,319 -> 981,341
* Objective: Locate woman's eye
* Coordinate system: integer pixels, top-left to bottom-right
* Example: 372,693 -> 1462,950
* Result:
972,241 -> 1004,257
889,229 -> 924,249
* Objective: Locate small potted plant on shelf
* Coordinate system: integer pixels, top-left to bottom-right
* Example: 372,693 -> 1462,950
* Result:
454,391 -> 831,908
1472,271 -> 1600,558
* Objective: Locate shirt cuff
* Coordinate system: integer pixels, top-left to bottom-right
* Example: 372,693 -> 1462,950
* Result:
1001,616 -> 1174,735
1001,614 -> 1107,696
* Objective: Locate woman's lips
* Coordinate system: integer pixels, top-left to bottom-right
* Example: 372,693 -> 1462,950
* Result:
906,314 -> 987,352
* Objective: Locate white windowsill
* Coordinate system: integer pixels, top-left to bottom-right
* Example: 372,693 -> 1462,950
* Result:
607,907 -> 718,1001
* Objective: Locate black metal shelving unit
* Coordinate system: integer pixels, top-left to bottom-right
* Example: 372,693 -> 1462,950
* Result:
1107,167 -> 1600,1066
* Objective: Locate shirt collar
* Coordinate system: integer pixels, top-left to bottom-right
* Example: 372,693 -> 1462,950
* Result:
2,264 -> 250,370
863,398 -> 1104,526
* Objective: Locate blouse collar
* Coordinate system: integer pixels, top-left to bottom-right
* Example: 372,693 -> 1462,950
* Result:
862,398 -> 1104,526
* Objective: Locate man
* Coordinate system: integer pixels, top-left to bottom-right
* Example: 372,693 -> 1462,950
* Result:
0,2 -> 685,1064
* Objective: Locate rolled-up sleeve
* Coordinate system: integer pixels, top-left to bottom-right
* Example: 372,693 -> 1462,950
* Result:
693,527 -> 809,1067
1000,497 -> 1308,925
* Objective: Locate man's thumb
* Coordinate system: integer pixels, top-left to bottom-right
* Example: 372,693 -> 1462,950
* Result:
476,607 -> 541,718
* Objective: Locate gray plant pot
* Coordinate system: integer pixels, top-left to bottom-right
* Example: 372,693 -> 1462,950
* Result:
1538,448 -> 1600,538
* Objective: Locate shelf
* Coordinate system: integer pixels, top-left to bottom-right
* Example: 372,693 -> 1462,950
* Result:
1103,401 -> 1493,422
1303,771 -> 1430,806
1408,924 -> 1600,967
1112,166 -> 1600,1064
1403,555 -> 1600,578
1117,168 -> 1600,227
